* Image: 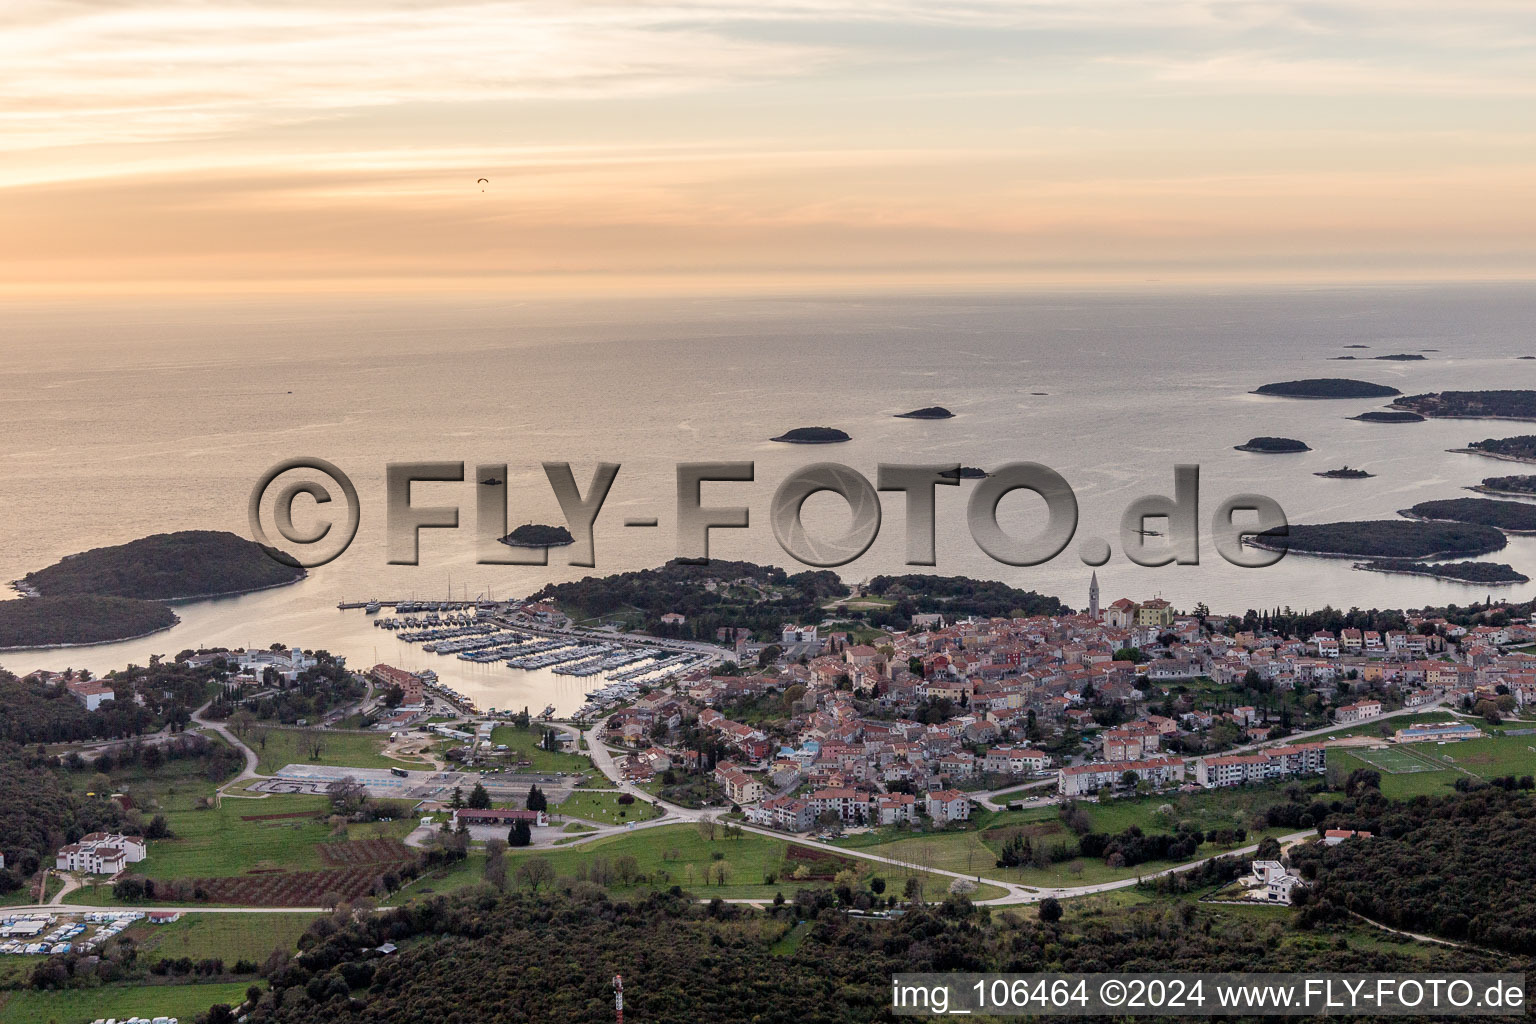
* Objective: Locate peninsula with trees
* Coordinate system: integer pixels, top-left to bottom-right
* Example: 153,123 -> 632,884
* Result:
1471,475 -> 1536,496
1250,520 -> 1507,560
1354,560 -> 1530,585
5,530 -> 301,649
1393,390 -> 1536,421
1453,436 -> 1536,464
1400,498 -> 1536,533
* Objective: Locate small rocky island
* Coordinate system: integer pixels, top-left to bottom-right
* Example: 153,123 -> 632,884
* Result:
501,523 -> 575,547
1235,436 -> 1311,453
1315,466 -> 1374,479
1354,560 -> 1530,585
1330,354 -> 1425,361
939,467 -> 989,479
1350,410 -> 1425,423
895,406 -> 954,420
770,426 -> 851,444
1392,390 -> 1536,421
1253,378 -> 1401,399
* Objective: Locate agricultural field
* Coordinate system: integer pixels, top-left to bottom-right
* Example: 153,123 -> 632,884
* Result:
487,723 -> 592,773
552,790 -> 662,825
0,980 -> 253,1024
132,912 -> 318,965
389,824 -> 1004,903
250,728 -> 406,774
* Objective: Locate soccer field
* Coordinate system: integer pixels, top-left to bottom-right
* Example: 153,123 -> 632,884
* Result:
1350,746 -> 1439,774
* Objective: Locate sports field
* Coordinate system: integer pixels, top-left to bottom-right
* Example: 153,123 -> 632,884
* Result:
1348,746 -> 1439,773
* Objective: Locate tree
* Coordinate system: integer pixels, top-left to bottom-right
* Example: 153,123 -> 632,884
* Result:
1038,897 -> 1063,923
483,840 -> 507,890
508,820 -> 532,847
467,782 -> 491,809
903,876 -> 924,904
450,785 -> 464,809
526,784 -> 548,812
517,857 -> 554,892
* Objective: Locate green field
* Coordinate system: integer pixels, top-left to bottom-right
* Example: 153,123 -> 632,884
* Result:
0,981 -> 254,1024
1328,749 -> 1455,798
1348,746 -> 1440,774
133,912 -> 318,965
488,724 -> 592,773
67,737 -> 237,814
553,790 -> 662,825
252,728 -> 405,774
389,824 -> 1005,903
64,796 -> 336,901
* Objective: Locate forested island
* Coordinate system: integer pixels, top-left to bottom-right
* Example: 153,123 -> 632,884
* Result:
1453,435 -> 1536,464
1354,560 -> 1530,584
1471,474 -> 1536,496
21,530 -> 304,601
1330,354 -> 1423,361
1235,436 -> 1310,453
1314,467 -> 1373,478
1393,390 -> 1536,421
1250,520 -> 1506,559
939,466 -> 988,479
1252,378 -> 1401,399
770,426 -> 851,443
0,594 -> 179,650
894,406 -> 954,419
1400,497 -> 1536,533
500,523 -> 575,547
1349,410 -> 1424,423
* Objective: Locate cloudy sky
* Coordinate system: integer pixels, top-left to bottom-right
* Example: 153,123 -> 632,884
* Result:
4,0 -> 1535,293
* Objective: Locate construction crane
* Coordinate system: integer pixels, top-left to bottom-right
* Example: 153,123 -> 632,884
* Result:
613,974 -> 624,1024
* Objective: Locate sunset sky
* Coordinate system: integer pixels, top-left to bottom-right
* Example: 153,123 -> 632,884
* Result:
5,0 -> 1536,294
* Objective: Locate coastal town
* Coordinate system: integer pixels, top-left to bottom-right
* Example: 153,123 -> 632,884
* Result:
5,566 -> 1536,1022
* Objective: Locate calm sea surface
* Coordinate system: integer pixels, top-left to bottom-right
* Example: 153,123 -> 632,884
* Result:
3,285 -> 1534,711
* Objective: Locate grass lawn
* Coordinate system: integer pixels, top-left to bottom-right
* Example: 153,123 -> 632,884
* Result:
67,742 -> 235,815
132,913 -> 318,965
106,795 -> 335,885
488,724 -> 592,773
0,981 -> 254,1024
252,729 -> 406,774
1434,732 -> 1536,779
553,791 -> 662,825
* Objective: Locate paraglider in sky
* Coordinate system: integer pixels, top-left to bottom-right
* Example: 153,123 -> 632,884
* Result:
477,178 -> 488,192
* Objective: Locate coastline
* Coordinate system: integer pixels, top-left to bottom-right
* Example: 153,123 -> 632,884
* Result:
1448,447 -> 1536,465
1245,538 -> 1505,561
1352,563 -> 1528,585
1396,511 -> 1536,536
0,613 -> 182,654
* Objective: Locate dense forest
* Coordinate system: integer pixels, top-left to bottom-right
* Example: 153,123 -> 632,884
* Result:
1356,560 -> 1529,584
1395,390 -> 1536,421
0,593 -> 177,649
1293,788 -> 1536,954
1401,497 -> 1536,532
527,560 -> 845,640
863,575 -> 1068,620
0,742 -> 132,888
22,529 -> 304,600
241,883 -> 1506,1024
1252,520 -> 1506,559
